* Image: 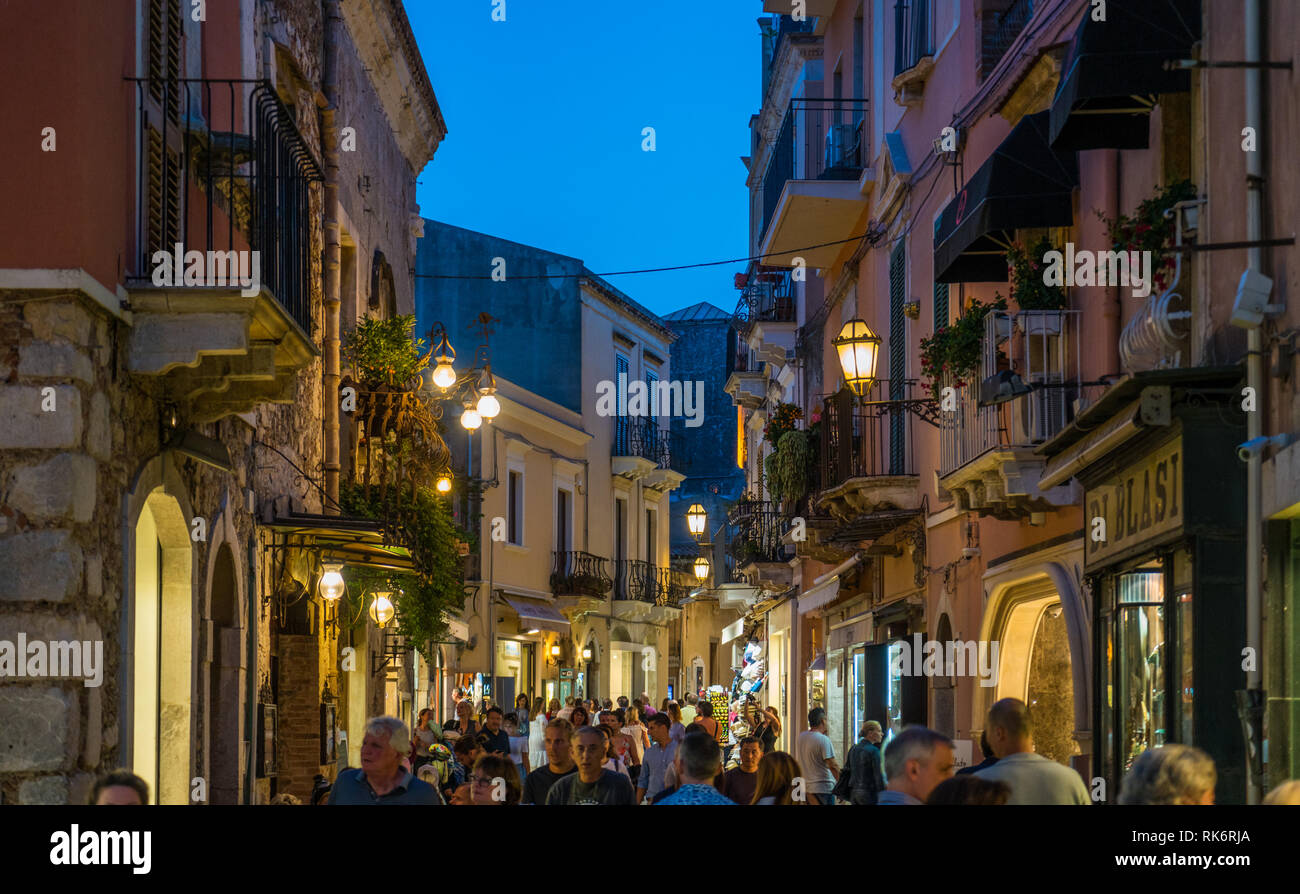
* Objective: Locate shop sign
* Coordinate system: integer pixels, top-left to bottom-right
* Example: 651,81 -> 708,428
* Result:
559,667 -> 574,680
1086,436 -> 1183,569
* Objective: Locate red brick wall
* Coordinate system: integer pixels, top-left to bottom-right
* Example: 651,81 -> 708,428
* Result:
277,634 -> 325,802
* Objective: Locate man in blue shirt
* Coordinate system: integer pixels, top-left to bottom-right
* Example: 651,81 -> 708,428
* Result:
479,706 -> 510,757
636,712 -> 678,804
656,732 -> 735,805
328,716 -> 441,805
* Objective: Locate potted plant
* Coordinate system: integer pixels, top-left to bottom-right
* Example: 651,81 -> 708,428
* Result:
1007,238 -> 1068,336
763,401 -> 803,448
1097,179 -> 1197,297
343,314 -> 431,437
919,294 -> 1008,400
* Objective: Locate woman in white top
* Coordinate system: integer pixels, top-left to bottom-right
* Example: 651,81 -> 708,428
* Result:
528,696 -> 548,770
620,706 -> 649,765
504,713 -> 531,778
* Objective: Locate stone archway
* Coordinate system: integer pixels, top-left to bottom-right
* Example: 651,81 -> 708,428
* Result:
979,567 -> 1086,767
207,542 -> 243,804
932,613 -> 956,738
126,461 -> 195,805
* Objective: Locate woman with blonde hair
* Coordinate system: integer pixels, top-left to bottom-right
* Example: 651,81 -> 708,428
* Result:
667,701 -> 686,745
751,751 -> 805,805
1263,780 -> 1300,805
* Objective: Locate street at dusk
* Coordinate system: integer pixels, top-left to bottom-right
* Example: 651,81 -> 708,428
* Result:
0,0 -> 1297,878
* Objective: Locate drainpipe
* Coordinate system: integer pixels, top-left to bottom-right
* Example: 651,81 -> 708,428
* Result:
245,535 -> 258,804
1243,0 -> 1265,805
321,0 -> 342,515
1100,150 -> 1121,376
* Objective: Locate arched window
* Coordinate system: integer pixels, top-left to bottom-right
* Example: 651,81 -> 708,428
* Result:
368,249 -> 396,318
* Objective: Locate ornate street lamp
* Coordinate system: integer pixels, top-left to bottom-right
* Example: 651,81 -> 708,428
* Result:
833,319 -> 882,398
686,503 -> 707,540
693,556 -> 710,580
459,401 -> 482,431
431,328 -> 457,390
833,317 -> 940,427
475,365 -> 501,421
435,473 -> 452,493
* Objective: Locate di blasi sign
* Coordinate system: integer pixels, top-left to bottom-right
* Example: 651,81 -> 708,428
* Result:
1086,436 -> 1183,569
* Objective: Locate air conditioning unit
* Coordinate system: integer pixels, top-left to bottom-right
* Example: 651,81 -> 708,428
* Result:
1024,373 -> 1066,443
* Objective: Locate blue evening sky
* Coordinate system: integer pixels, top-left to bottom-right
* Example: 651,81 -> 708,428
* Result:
408,1 -> 760,318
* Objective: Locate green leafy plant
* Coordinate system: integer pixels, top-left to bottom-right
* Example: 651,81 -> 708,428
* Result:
765,429 -> 812,503
343,314 -> 427,388
763,401 -> 803,447
1096,179 -> 1197,295
339,480 -> 469,664
1006,238 -> 1067,310
919,294 -> 1008,399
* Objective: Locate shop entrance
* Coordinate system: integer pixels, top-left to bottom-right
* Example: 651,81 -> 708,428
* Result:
988,577 -> 1079,766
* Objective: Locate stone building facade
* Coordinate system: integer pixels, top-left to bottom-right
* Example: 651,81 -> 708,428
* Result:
0,0 -> 443,804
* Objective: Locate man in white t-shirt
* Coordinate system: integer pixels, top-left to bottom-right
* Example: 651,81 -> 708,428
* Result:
796,707 -> 840,805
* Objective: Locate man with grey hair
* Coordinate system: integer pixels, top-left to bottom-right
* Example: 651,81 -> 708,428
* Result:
327,716 -> 441,804
975,698 -> 1089,805
1118,744 -> 1217,805
878,726 -> 955,804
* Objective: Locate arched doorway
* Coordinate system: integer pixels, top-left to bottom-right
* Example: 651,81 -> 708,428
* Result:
983,574 -> 1081,766
130,484 -> 194,804
584,637 -> 600,703
208,543 -> 242,804
933,613 -> 956,739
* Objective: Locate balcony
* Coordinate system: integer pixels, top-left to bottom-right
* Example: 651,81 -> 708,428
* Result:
939,309 -> 1082,518
725,499 -> 795,593
612,417 -> 687,492
892,0 -> 936,106
981,0 -> 1035,80
761,14 -> 817,100
734,267 -> 798,371
759,98 -> 870,269
612,559 -> 683,621
550,550 -> 612,598
817,382 -> 923,526
126,78 -> 321,421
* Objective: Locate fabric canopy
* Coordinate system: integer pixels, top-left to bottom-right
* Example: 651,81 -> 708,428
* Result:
501,595 -> 570,634
1049,0 -> 1200,151
933,111 -> 1078,283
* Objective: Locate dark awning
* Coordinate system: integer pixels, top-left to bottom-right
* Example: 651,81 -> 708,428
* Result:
933,111 -> 1078,283
1049,0 -> 1200,151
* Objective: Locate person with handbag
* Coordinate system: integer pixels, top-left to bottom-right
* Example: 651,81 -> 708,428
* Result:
838,720 -> 887,804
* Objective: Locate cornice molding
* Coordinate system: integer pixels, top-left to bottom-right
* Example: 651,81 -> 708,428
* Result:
340,0 -> 447,174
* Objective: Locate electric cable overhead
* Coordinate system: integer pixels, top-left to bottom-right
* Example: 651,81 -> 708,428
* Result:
411,233 -> 872,280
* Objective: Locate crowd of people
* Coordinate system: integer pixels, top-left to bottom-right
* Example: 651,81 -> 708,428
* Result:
84,692 -> 1300,806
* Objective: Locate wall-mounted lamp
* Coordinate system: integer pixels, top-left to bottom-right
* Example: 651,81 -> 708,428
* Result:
318,563 -> 346,601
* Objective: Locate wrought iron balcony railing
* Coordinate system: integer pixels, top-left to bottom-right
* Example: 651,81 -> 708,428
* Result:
733,268 -> 796,335
614,559 -> 663,605
726,499 -> 794,566
762,14 -> 817,100
819,380 -> 919,492
129,77 -> 321,335
982,0 -> 1034,77
612,416 -> 686,472
760,97 -> 870,246
894,0 -> 935,76
550,550 -> 613,599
